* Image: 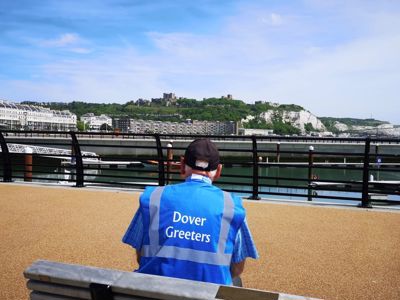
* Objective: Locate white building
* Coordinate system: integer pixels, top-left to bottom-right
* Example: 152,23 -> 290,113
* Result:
0,100 -> 76,131
239,128 -> 274,136
81,113 -> 112,131
124,119 -> 238,135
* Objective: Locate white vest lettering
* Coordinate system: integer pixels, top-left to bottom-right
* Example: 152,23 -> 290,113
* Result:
167,211 -> 210,243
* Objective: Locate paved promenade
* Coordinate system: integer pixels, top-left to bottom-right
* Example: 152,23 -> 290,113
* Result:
1,183 -> 399,300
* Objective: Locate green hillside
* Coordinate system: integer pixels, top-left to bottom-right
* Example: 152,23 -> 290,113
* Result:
22,98 -> 305,135
320,117 -> 388,133
21,98 -> 389,135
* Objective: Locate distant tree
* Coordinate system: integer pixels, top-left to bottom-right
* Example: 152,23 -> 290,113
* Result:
304,123 -> 314,133
277,104 -> 304,112
76,121 -> 85,131
272,121 -> 301,135
177,98 -> 199,107
100,123 -> 113,131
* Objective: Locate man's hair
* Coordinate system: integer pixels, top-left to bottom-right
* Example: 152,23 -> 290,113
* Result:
185,164 -> 217,178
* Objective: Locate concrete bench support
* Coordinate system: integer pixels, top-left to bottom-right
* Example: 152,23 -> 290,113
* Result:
24,260 -> 320,300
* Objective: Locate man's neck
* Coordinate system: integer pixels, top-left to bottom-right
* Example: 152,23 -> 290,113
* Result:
188,171 -> 213,181
191,170 -> 210,177
188,173 -> 212,184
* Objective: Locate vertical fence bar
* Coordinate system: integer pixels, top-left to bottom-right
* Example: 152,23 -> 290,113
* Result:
0,131 -> 12,182
154,134 -> 165,186
375,143 -> 381,181
307,146 -> 314,201
24,147 -> 33,182
70,132 -> 84,187
361,137 -> 372,208
276,142 -> 281,163
166,142 -> 173,185
248,136 -> 260,200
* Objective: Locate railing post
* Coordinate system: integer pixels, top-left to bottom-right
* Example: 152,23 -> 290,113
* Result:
154,134 -> 165,186
0,131 -> 12,182
375,143 -> 381,181
24,147 -> 33,182
361,137 -> 372,208
248,136 -> 260,200
70,132 -> 84,187
166,141 -> 173,185
307,146 -> 314,201
276,142 -> 280,163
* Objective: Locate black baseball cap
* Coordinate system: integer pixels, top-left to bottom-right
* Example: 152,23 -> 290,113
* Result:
184,138 -> 220,171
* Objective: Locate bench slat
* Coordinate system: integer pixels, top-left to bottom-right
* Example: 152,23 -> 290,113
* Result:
25,260 -> 322,300
27,280 -> 91,300
30,290 -> 82,300
25,260 -> 219,300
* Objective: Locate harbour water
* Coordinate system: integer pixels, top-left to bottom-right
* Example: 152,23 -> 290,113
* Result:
9,159 -> 400,205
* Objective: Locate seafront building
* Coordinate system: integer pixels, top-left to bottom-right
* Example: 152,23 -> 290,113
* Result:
113,118 -> 238,135
80,113 -> 112,131
239,128 -> 274,136
0,100 -> 77,131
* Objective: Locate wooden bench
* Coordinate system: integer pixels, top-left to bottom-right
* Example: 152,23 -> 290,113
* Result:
24,260 -> 321,300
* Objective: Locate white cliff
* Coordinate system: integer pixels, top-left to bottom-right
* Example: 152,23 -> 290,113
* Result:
335,122 -> 400,137
333,121 -> 349,131
355,124 -> 400,137
240,104 -> 399,137
259,110 -> 326,133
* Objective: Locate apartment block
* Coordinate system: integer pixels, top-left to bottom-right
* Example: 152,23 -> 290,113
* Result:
113,118 -> 238,135
0,100 -> 76,131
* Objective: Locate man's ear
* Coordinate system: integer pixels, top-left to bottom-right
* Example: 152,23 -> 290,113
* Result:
180,156 -> 186,177
212,164 -> 223,181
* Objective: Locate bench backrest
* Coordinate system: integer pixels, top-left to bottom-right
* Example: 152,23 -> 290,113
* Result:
24,260 -> 320,300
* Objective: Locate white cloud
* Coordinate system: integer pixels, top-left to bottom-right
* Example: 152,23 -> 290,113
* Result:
70,47 -> 92,54
270,13 -> 283,26
260,13 -> 284,26
38,33 -> 92,54
40,33 -> 80,47
2,2 -> 399,124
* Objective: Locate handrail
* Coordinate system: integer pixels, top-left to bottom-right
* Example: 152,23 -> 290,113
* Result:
1,130 -> 399,207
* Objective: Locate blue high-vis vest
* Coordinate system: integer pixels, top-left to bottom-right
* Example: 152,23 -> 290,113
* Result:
137,177 -> 245,285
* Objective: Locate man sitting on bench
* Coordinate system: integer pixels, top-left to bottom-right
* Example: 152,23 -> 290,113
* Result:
123,138 -> 258,285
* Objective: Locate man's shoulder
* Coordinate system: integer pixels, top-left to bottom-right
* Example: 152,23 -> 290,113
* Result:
221,189 -> 242,201
140,186 -> 158,201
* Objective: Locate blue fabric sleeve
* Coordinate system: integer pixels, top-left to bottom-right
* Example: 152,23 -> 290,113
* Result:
122,187 -> 156,249
122,209 -> 144,250
231,218 -> 259,263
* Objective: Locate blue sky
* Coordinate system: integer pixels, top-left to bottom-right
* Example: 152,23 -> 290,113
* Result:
1,0 -> 399,124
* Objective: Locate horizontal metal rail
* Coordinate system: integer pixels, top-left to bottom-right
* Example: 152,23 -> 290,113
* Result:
1,130 -> 399,207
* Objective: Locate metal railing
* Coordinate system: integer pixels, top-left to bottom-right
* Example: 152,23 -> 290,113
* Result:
1,130 -> 399,208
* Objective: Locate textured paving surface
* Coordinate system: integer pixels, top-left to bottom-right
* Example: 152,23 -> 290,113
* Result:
0,184 -> 399,300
